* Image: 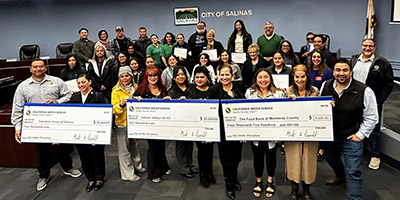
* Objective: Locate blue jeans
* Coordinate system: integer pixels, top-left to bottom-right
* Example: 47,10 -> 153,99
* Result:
323,138 -> 364,200
369,104 -> 382,158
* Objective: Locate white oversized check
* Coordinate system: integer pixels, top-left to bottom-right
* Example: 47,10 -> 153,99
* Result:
126,99 -> 220,141
221,97 -> 334,141
21,103 -> 113,145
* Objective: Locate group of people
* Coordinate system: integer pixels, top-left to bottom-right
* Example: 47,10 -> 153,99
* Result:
11,19 -> 394,200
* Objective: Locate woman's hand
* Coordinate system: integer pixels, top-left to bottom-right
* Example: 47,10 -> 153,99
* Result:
120,98 -> 127,106
289,94 -> 297,101
133,96 -> 142,101
179,96 -> 186,100
163,96 -> 172,100
330,100 -> 335,107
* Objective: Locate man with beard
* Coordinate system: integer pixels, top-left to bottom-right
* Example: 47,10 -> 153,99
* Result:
12,59 -> 80,192
320,59 -> 378,200
87,46 -> 114,101
350,38 -> 394,170
256,21 -> 283,65
72,28 -> 95,68
111,26 -> 132,58
188,21 -> 207,67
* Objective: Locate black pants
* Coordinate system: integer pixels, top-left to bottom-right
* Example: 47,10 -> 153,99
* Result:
251,142 -> 277,178
218,141 -> 243,180
195,142 -> 214,175
37,143 -> 73,178
76,144 -> 105,182
147,140 -> 170,179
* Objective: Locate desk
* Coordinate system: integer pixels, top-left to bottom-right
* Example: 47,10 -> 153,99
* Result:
0,58 -> 66,80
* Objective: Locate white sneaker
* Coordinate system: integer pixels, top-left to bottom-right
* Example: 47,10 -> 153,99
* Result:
152,177 -> 162,183
64,168 -> 82,178
165,169 -> 172,175
36,178 -> 48,191
369,157 -> 381,170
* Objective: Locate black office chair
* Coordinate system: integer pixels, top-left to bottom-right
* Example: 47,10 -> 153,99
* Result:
56,43 -> 73,58
19,44 -> 40,61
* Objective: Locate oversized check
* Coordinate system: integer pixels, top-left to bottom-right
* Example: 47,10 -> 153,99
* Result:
221,97 -> 334,141
21,103 -> 113,145
126,99 -> 220,141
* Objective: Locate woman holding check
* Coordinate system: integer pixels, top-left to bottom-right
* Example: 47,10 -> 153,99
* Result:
244,68 -> 285,198
133,67 -> 172,183
286,64 -> 319,200
210,64 -> 245,200
111,66 -> 146,182
68,73 -> 107,192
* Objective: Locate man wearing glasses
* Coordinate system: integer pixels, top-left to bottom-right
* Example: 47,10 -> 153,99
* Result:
188,21 -> 207,66
350,38 -> 394,170
299,32 -> 314,63
256,21 -> 284,65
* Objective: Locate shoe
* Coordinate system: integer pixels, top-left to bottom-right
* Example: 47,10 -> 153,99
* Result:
181,171 -> 194,178
200,172 -> 210,188
265,181 -> 275,198
302,182 -> 312,200
209,172 -> 216,184
122,174 -> 141,182
369,157 -> 381,170
64,168 -> 82,178
233,179 -> 242,191
253,181 -> 263,198
290,181 -> 299,200
36,178 -> 48,191
225,183 -> 235,199
135,167 -> 146,173
86,181 -> 95,192
152,177 -> 162,183
94,180 -> 104,191
190,166 -> 199,174
324,175 -> 345,186
165,169 -> 172,175
317,152 -> 325,161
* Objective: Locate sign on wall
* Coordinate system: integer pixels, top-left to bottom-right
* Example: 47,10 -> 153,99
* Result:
174,7 -> 199,25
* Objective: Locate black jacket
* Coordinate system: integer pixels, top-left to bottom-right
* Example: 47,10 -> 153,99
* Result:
87,58 -> 113,94
350,53 -> 394,105
242,56 -> 269,88
68,90 -> 108,104
227,33 -> 253,54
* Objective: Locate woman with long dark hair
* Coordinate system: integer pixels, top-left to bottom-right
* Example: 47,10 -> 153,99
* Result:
161,32 -> 176,66
146,34 -> 167,69
59,54 -> 85,83
227,19 -> 253,56
161,54 -> 190,90
245,68 -> 284,198
172,33 -> 193,72
133,67 -> 171,183
280,40 -> 300,68
111,52 -> 129,87
308,50 -> 333,89
286,64 -> 319,200
126,42 -> 144,67
217,49 -> 242,81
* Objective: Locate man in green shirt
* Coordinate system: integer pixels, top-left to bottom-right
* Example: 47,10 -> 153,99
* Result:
256,22 -> 283,64
72,28 -> 95,69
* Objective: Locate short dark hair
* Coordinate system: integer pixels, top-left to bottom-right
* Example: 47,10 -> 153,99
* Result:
198,21 -> 206,27
314,34 -> 326,43
78,73 -> 92,82
97,29 -> 108,40
79,28 -> 88,34
306,32 -> 314,37
362,38 -> 375,45
334,58 -> 352,70
139,27 -> 146,31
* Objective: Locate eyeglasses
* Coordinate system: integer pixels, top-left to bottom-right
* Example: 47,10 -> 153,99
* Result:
282,45 -> 290,48
362,44 -> 375,48
307,37 -> 314,41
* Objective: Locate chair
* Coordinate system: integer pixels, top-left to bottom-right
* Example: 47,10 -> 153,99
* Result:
56,43 -> 73,58
19,44 -> 40,61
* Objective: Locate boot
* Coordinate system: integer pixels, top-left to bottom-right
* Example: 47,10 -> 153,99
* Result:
290,181 -> 299,200
302,182 -> 312,200
225,177 -> 235,199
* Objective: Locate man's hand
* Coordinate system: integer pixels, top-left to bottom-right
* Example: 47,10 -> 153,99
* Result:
15,130 -> 21,144
43,99 -> 57,103
347,134 -> 362,141
100,85 -> 106,91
